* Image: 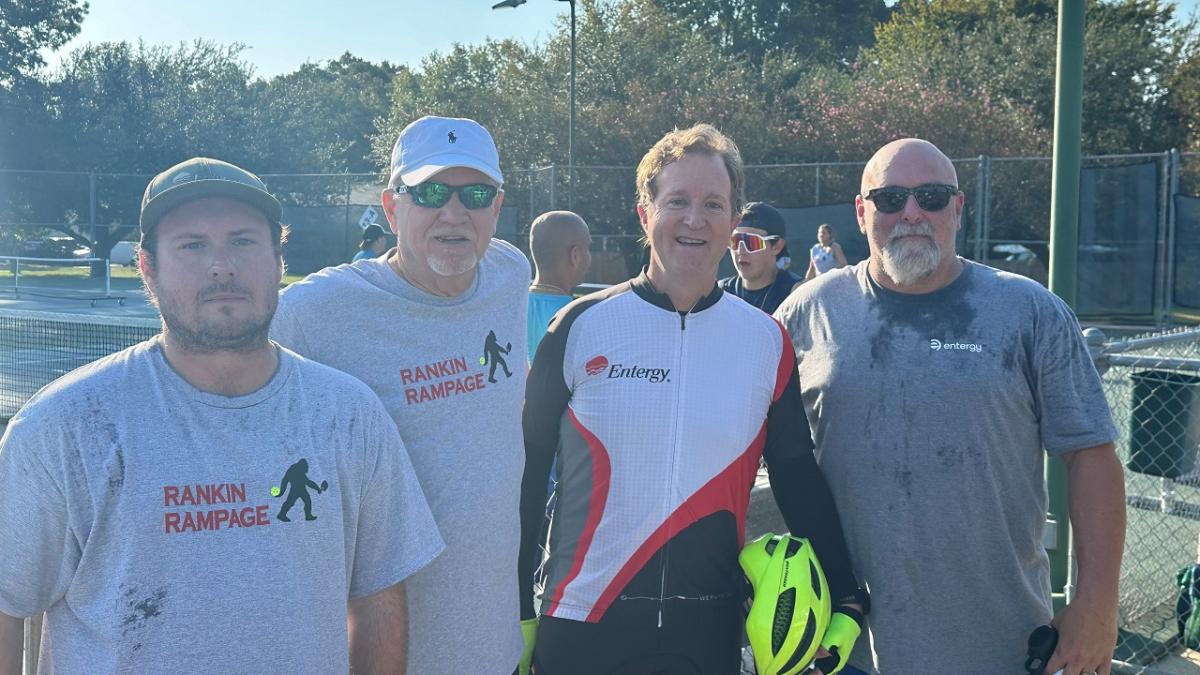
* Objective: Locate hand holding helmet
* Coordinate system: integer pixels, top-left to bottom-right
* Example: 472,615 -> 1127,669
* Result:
740,533 -> 868,675
739,533 -> 832,675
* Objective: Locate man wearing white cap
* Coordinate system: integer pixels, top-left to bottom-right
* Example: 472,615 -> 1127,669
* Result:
272,116 -> 530,673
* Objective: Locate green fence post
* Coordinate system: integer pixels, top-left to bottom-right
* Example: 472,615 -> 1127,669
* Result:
1047,0 -> 1085,608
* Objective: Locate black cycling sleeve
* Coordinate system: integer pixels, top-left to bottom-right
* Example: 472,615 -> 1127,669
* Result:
518,308 -> 574,620
762,364 -> 861,602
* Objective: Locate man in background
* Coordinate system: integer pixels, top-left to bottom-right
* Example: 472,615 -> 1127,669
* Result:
354,223 -> 391,262
527,210 -> 591,362
718,201 -> 802,314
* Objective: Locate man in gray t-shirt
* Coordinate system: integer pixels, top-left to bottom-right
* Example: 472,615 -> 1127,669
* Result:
272,116 -> 529,674
774,139 -> 1124,675
0,158 -> 442,674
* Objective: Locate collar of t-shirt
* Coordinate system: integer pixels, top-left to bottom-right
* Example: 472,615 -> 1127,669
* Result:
150,336 -> 294,409
862,258 -> 975,308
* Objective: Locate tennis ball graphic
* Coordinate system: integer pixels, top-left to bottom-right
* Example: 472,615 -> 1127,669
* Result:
479,356 -> 486,365
270,486 -> 281,497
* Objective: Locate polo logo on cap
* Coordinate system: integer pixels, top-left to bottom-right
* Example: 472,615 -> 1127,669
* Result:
447,131 -> 457,144
171,172 -> 194,185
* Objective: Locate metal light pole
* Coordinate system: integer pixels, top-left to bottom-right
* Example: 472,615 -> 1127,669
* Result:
493,0 -> 576,210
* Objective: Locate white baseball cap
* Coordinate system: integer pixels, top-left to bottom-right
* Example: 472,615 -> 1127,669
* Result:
388,115 -> 504,188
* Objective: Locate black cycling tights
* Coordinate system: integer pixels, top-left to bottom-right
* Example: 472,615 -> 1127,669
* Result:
532,603 -> 741,675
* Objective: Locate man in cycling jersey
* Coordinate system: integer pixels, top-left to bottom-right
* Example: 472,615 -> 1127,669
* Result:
518,124 -> 867,675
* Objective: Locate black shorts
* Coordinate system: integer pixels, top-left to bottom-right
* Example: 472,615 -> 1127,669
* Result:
532,601 -> 741,675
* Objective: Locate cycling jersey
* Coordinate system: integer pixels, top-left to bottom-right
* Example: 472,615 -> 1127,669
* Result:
518,271 -> 858,628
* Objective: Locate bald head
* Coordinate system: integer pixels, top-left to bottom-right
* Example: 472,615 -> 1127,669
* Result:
529,210 -> 592,289
861,138 -> 958,194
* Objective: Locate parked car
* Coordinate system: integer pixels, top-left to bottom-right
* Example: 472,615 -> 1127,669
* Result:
71,240 -> 137,265
21,236 -> 78,258
109,241 -> 137,266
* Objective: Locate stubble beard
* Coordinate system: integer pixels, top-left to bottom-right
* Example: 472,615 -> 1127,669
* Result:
153,280 -> 275,354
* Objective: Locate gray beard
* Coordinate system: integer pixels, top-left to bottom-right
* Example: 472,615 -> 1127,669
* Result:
879,224 -> 942,287
428,251 -> 479,277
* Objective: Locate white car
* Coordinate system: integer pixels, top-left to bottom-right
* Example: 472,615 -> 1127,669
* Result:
109,241 -> 137,266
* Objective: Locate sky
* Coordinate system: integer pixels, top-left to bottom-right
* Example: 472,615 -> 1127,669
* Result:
45,0 -> 575,78
44,0 -> 1200,80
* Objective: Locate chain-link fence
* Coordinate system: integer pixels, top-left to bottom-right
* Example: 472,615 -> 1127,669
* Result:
523,151 -> 1194,324
2,150 -> 1197,309
1092,325 -> 1200,671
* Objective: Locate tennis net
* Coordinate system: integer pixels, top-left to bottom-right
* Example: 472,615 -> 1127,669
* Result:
0,308 -> 159,422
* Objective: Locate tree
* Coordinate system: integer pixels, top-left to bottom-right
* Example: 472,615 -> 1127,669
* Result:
0,0 -> 87,87
15,41 -> 261,269
1169,33 -> 1200,153
256,53 -> 400,174
867,0 -> 1196,153
376,0 -> 774,239
652,0 -> 892,66
0,0 -> 86,177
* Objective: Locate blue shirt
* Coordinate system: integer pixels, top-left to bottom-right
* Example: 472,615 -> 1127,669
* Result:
528,292 -> 573,364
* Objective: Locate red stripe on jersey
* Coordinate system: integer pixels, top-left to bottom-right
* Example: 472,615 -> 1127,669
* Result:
772,320 -> 794,402
547,408 -> 612,615
584,426 -> 766,622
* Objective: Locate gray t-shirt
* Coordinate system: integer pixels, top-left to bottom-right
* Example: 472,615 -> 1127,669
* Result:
272,239 -> 530,674
0,340 -> 443,674
774,260 -> 1117,674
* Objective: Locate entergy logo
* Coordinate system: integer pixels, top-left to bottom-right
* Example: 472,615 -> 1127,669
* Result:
930,338 -> 983,353
586,355 -> 609,377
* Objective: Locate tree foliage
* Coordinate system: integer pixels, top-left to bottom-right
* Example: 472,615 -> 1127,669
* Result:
868,0 -> 1194,153
652,0 -> 892,66
258,53 -> 399,173
0,0 -> 87,87
2,0 -> 1198,257
375,0 -> 1052,237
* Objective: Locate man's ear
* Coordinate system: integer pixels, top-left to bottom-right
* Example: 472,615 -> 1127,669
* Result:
380,189 -> 398,231
636,204 -> 649,231
137,249 -> 155,290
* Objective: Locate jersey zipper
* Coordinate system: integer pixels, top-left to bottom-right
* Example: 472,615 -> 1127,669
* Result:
659,306 -> 691,627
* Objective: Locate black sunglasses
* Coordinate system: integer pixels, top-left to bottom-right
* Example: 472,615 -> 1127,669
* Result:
862,184 -> 958,214
395,182 -> 499,210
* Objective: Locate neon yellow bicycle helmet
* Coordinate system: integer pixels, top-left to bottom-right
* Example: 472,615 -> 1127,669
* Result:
739,532 -> 832,675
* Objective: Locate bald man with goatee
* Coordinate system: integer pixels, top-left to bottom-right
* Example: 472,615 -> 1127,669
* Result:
774,138 -> 1125,675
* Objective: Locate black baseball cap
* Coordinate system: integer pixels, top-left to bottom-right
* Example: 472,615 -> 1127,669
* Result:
140,157 -> 282,233
360,224 -> 386,245
739,202 -> 786,239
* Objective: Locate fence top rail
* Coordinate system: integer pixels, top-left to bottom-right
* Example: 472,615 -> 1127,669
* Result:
1103,326 -> 1200,354
0,255 -> 106,264
1104,354 -> 1200,372
261,172 -> 378,179
0,306 -> 159,329
0,169 -> 151,178
0,151 -> 1188,178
